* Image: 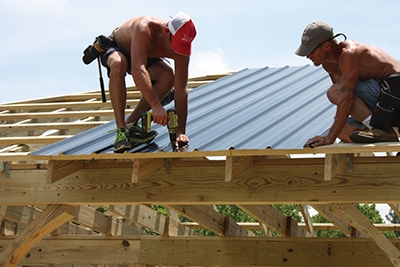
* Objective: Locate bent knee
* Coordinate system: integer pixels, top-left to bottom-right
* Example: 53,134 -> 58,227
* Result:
326,84 -> 341,104
108,53 -> 128,77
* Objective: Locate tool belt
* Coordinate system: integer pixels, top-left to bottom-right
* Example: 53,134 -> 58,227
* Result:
370,73 -> 400,131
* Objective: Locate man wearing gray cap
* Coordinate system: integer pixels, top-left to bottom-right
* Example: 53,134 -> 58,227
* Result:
295,21 -> 400,147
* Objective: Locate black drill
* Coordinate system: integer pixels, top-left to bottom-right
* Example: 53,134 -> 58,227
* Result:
142,109 -> 178,144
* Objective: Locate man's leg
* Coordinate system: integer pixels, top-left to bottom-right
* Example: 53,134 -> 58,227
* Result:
126,60 -> 174,124
105,50 -> 132,153
328,80 -> 398,143
326,83 -> 371,142
326,83 -> 373,123
107,52 -> 129,129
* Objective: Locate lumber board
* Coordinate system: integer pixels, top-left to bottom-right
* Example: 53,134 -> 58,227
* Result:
0,204 -> 74,267
330,203 -> 400,266
0,122 -> 107,131
1,162 -> 400,205
0,109 -> 134,120
0,135 -> 72,145
0,236 -> 398,266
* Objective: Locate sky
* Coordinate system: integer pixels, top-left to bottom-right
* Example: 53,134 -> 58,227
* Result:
2,0 -> 400,104
0,0 -> 398,219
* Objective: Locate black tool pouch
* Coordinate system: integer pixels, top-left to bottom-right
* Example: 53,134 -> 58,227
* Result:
370,73 -> 400,131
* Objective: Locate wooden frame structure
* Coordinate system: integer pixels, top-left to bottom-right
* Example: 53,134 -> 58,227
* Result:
1,74 -> 400,267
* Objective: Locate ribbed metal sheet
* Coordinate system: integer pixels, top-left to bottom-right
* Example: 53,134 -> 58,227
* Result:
32,65 -> 335,156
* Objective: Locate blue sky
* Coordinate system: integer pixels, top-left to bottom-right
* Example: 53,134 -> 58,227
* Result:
0,0 -> 397,219
2,0 -> 400,104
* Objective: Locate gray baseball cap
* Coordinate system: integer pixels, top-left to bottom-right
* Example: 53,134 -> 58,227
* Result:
295,22 -> 334,56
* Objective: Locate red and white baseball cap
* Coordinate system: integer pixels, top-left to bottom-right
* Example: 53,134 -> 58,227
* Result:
168,12 -> 197,57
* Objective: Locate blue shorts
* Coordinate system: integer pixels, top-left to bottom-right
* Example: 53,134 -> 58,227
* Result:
347,79 -> 380,129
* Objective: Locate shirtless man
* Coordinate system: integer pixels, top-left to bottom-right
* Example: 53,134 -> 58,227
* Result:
295,21 -> 400,147
98,12 -> 196,153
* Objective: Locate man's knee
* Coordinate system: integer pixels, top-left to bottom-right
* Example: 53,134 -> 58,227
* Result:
326,84 -> 340,104
148,61 -> 174,87
107,53 -> 128,77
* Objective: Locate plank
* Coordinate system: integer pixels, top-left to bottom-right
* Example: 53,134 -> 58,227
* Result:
330,203 -> 400,267
132,158 -> 164,183
2,163 -> 400,205
225,156 -> 253,182
0,204 -> 74,267
47,160 -> 84,183
0,236 -> 396,266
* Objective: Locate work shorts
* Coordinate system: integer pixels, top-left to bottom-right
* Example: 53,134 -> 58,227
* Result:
346,79 -> 381,129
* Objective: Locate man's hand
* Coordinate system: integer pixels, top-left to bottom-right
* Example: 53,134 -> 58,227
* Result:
151,105 -> 167,126
176,133 -> 189,147
304,135 -> 335,148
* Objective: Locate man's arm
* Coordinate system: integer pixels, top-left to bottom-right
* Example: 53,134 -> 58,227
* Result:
173,55 -> 190,137
326,50 -> 360,142
305,49 -> 361,147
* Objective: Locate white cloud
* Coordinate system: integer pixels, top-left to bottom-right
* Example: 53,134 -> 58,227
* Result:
189,48 -> 231,78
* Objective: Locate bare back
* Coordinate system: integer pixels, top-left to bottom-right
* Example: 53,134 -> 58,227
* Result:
112,16 -> 176,60
324,40 -> 400,81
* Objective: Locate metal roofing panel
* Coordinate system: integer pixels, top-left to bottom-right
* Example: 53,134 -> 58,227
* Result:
32,65 -> 335,156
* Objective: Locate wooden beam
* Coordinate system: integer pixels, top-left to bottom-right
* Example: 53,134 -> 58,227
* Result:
0,136 -> 72,145
0,122 -> 107,131
132,158 -> 164,183
47,160 -> 84,183
239,204 -> 306,237
2,160 -> 400,205
0,204 -> 74,267
324,154 -> 347,180
223,216 -> 255,237
169,205 -> 225,236
225,156 -> 253,182
0,100 -> 139,111
330,203 -> 400,266
312,204 -> 353,237
181,221 -> 400,231
0,236 -> 397,266
103,204 -> 198,237
299,204 -> 314,236
0,109 -> 134,120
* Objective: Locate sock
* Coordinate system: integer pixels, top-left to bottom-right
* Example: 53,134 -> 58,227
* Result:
362,115 -> 373,130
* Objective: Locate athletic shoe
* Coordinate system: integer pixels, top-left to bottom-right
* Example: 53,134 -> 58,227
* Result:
128,122 -> 158,144
113,127 -> 132,153
350,127 -> 399,143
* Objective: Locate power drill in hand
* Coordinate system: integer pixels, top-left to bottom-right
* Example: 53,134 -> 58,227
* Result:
142,109 -> 178,144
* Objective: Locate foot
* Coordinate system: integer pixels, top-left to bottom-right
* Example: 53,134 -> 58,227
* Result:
128,122 -> 158,144
113,127 -> 132,153
350,127 -> 399,143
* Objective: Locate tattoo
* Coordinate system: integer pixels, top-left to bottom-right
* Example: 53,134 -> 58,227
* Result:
340,86 -> 355,93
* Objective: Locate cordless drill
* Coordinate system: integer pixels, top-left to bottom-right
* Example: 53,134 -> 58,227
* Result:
142,109 -> 178,144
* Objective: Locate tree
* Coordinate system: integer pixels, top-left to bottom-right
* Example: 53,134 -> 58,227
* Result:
386,209 -> 400,238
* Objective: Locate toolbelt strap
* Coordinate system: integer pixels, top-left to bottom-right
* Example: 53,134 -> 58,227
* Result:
370,73 -> 400,131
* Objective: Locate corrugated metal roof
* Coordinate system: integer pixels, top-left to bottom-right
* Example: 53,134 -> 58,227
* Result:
32,64 -> 335,156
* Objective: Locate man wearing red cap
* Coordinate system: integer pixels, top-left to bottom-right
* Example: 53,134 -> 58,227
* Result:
295,21 -> 400,147
100,12 -> 196,153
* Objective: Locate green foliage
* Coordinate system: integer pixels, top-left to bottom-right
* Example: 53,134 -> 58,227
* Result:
274,204 -> 302,223
386,209 -> 400,238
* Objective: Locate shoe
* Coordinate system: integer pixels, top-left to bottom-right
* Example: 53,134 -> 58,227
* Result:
128,122 -> 158,144
113,127 -> 132,153
350,127 -> 399,143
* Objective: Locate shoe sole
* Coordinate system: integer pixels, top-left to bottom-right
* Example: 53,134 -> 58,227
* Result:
113,144 -> 132,153
129,132 -> 158,144
350,132 -> 399,143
